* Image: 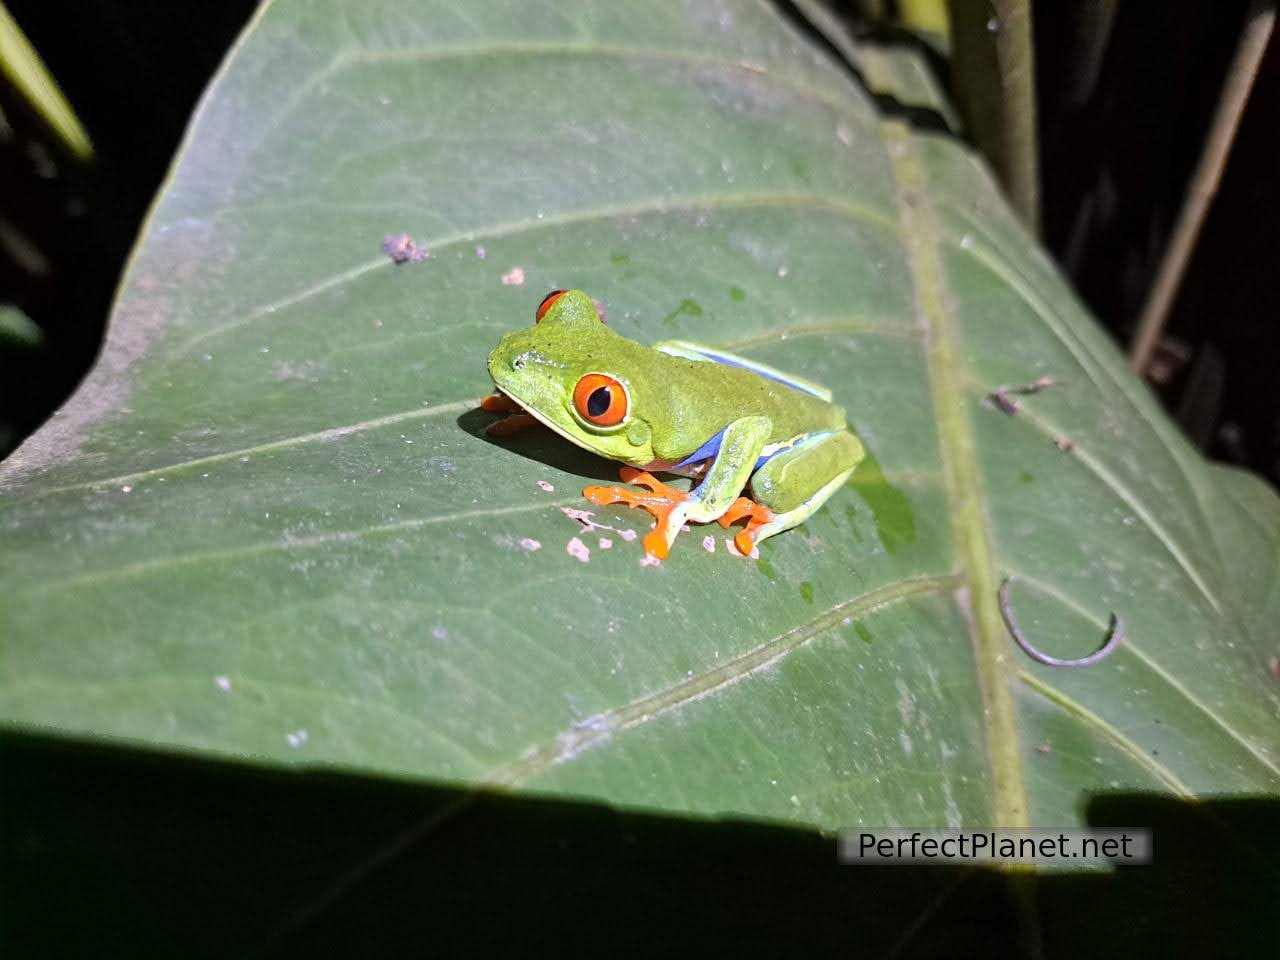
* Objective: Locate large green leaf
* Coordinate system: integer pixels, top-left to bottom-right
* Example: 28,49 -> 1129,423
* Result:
3,0 -> 1278,869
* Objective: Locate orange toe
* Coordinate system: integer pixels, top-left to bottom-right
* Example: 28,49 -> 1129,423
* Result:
641,529 -> 671,560
718,495 -> 775,557
480,393 -> 523,414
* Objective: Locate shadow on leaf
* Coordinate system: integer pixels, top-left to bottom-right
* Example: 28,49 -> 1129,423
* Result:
3,733 -> 1275,958
455,407 -> 622,484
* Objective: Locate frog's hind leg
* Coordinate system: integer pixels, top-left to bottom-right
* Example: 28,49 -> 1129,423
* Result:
721,431 -> 864,555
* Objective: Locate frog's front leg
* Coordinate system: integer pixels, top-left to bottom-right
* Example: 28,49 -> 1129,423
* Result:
585,416 -> 771,559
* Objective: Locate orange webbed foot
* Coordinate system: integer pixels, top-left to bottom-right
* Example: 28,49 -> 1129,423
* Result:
480,393 -> 523,414
481,393 -> 544,437
717,495 -> 776,557
583,468 -> 689,560
484,412 -> 541,437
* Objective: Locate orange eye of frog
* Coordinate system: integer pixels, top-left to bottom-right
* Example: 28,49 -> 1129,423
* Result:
572,373 -> 628,426
535,289 -> 567,322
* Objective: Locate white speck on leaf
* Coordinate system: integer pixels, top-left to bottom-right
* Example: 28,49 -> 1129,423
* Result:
475,245 -> 487,259
598,537 -> 612,549
567,537 -> 590,563
619,529 -> 637,542
519,538 -> 542,552
121,485 -> 132,493
214,675 -> 232,693
286,729 -> 308,749
502,266 -> 525,286
640,553 -> 661,567
702,536 -> 716,553
536,479 -> 555,492
432,625 -> 448,641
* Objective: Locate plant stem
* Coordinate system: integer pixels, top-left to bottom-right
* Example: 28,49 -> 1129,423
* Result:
1129,0 -> 1276,373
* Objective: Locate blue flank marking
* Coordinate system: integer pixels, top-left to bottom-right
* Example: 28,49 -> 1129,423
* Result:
692,349 -> 828,399
674,429 -> 831,471
673,429 -> 726,469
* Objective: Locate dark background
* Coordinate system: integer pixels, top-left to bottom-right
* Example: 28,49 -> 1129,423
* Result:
1,0 -> 1277,485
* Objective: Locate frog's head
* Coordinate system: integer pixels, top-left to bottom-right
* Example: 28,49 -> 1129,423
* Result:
487,290 -> 655,463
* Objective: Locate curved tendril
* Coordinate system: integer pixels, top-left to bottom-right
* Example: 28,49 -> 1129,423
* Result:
998,576 -> 1124,668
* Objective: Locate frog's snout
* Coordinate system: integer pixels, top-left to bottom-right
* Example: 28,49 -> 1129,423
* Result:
487,332 -> 525,377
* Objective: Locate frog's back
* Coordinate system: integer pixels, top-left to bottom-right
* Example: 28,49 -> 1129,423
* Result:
645,346 -> 847,456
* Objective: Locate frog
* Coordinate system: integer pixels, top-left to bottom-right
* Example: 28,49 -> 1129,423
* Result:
481,289 -> 864,560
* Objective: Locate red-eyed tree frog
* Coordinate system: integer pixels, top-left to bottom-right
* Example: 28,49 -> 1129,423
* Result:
481,289 -> 865,560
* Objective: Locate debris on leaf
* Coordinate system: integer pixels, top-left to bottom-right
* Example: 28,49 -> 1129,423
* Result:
1054,436 -> 1076,452
988,376 -> 1057,416
475,244 -> 487,259
598,537 -> 612,549
214,675 -> 232,693
1036,743 -> 1052,754
702,535 -> 716,553
725,537 -> 760,560
989,390 -> 1020,416
382,233 -> 428,264
519,538 -> 542,552
501,266 -> 525,286
560,506 -> 638,545
566,537 -> 590,563
536,479 -> 555,492
640,553 -> 661,567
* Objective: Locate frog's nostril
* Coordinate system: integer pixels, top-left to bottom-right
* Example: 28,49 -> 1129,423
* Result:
512,357 -> 525,370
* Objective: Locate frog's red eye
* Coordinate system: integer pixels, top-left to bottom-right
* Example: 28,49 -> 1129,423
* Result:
535,289 -> 567,322
572,373 -> 628,426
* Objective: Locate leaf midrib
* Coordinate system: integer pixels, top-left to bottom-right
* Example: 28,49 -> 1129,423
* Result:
882,120 -> 1030,830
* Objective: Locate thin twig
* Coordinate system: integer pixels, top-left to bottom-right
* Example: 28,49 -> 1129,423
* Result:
998,576 -> 1124,667
1129,0 -> 1277,373
987,375 -> 1056,415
